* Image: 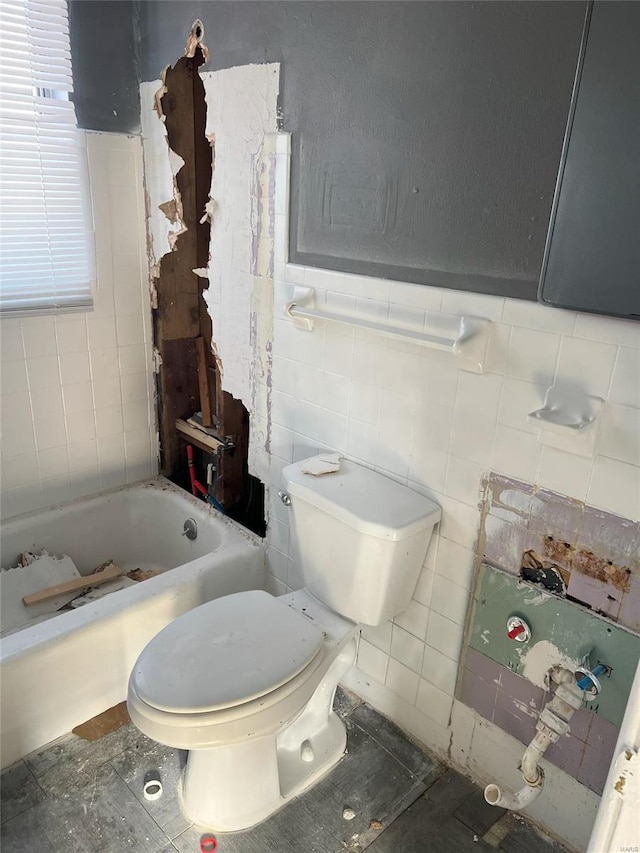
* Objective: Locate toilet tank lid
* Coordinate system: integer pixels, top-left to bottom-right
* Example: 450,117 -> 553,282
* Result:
130,591 -> 324,714
282,456 -> 441,540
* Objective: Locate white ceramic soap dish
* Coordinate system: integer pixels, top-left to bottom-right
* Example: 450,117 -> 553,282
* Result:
528,384 -> 604,435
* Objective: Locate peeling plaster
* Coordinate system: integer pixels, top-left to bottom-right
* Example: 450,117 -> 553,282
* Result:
140,79 -> 187,269
520,640 -> 580,691
140,62 -> 280,487
201,63 -> 280,408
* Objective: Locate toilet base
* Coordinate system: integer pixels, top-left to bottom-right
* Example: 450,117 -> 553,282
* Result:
181,639 -> 356,831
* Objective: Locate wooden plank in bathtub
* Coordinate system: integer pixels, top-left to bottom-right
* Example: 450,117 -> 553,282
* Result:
22,564 -> 124,606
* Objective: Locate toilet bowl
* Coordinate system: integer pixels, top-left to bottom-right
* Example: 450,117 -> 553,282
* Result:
128,588 -> 358,829
128,454 -> 441,831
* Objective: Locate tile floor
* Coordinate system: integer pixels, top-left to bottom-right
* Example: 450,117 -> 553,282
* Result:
0,689 -> 568,853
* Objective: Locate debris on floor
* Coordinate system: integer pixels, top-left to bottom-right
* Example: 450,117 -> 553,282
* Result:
0,688 -> 570,853
72,702 -> 130,741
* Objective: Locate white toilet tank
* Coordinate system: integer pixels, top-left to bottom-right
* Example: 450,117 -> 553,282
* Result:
282,456 -> 441,626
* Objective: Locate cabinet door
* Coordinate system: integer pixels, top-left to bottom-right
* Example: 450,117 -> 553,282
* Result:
539,1 -> 640,319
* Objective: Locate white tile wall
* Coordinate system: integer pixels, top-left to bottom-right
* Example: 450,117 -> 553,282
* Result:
265,140 -> 640,745
0,133 -> 157,520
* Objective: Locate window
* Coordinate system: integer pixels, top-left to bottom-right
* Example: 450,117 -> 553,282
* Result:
0,0 -> 94,315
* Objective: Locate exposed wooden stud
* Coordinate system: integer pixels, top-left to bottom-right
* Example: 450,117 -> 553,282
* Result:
195,336 -> 213,426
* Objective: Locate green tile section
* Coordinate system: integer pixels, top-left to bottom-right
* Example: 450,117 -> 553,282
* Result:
468,564 -> 640,727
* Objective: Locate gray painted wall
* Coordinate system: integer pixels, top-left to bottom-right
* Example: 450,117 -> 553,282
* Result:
73,1 -> 588,298
69,0 -> 140,134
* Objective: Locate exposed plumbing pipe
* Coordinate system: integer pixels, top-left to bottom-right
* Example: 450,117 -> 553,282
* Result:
484,666 -> 585,812
484,780 -> 542,811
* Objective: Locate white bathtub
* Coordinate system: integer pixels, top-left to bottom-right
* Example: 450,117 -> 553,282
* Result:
0,478 -> 266,768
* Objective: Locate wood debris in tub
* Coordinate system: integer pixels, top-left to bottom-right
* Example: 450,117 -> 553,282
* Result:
0,551 -> 83,635
22,563 -> 125,606
66,564 -> 162,608
126,568 -> 161,582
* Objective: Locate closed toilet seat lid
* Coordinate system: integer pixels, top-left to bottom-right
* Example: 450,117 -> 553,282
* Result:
131,590 -> 324,714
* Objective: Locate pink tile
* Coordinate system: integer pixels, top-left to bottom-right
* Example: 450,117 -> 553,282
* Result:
483,515 -> 526,573
577,744 -> 609,794
578,507 -> 638,571
546,732 -> 586,778
528,488 -> 583,541
566,707 -> 593,744
466,648 -> 504,683
460,668 -> 497,723
485,475 -> 533,525
496,665 -> 545,711
566,571 -> 622,620
492,701 -> 537,746
619,574 -> 640,633
588,714 -> 619,753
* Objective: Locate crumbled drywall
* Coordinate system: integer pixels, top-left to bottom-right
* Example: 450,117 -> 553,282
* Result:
140,79 -> 187,270
201,63 -> 280,408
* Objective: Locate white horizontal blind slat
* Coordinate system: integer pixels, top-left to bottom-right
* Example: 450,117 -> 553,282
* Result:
0,0 -> 94,314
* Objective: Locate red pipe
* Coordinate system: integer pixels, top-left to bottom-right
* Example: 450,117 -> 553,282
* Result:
186,444 -> 208,498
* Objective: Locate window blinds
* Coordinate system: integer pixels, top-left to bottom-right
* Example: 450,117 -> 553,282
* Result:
0,0 -> 94,314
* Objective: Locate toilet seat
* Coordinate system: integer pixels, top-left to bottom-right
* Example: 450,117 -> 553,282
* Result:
130,590 -> 324,715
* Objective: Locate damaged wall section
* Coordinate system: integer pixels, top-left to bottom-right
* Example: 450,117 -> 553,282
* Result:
140,49 -> 279,530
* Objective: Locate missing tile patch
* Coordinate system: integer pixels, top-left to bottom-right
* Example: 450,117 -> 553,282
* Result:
520,550 -> 567,595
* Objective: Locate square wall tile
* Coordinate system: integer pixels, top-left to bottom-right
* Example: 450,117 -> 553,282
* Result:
491,424 -> 540,483
385,658 -> 420,705
492,700 -> 537,749
555,336 -> 617,399
22,318 -> 57,359
506,326 -> 560,384
394,599 -> 429,641
445,456 -> 484,508
610,347 -> 640,409
416,679 -> 453,727
598,404 -> 640,467
619,574 -> 640,633
1,358 -> 28,396
360,621 -> 393,655
421,645 -> 459,696
431,574 -> 470,625
30,386 -> 64,421
482,514 -> 525,573
59,352 -> 91,386
426,611 -> 464,662
436,538 -> 476,590
589,457 -> 640,520
55,317 -> 88,354
63,382 -> 95,415
26,356 -> 61,392
459,668 -> 497,722
537,446 -> 592,502
357,638 -> 389,684
37,445 -> 69,480
390,625 -> 425,674
3,452 -> 39,488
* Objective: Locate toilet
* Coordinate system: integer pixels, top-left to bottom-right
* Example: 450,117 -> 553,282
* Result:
127,455 -> 441,831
